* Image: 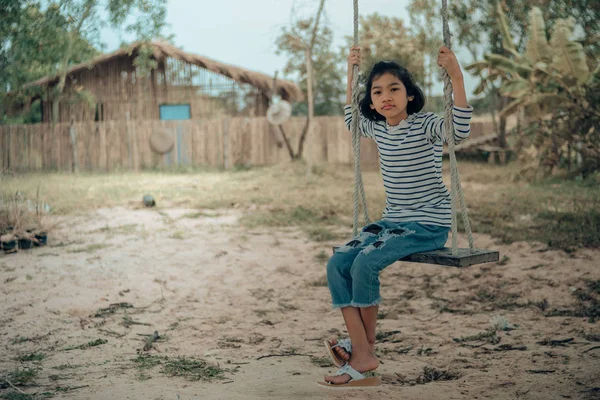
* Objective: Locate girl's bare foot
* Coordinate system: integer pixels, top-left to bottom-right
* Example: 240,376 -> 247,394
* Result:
324,352 -> 379,384
329,338 -> 350,362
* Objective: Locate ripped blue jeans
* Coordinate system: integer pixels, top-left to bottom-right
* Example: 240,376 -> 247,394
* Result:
326,220 -> 449,308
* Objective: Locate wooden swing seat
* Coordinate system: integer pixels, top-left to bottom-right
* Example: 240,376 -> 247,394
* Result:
399,247 -> 499,267
332,247 -> 499,268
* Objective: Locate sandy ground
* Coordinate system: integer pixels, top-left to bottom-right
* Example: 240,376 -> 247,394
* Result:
1,206 -> 599,400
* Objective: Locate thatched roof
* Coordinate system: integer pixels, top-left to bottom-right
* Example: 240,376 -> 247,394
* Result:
22,41 -> 304,102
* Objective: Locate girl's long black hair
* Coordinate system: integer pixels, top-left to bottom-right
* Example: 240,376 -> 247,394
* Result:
359,61 -> 425,121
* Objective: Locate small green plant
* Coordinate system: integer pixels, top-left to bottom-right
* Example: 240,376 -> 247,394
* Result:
160,357 -> 226,381
132,354 -> 165,372
453,330 -> 500,345
415,366 -> 460,384
16,353 -> 45,362
314,250 -> 328,263
308,275 -> 328,287
310,356 -> 333,368
67,243 -> 110,253
64,338 -> 107,351
3,366 -> 40,386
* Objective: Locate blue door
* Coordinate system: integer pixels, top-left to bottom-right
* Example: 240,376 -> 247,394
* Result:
159,104 -> 191,165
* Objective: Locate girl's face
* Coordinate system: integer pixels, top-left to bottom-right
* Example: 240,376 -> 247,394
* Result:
369,72 -> 414,126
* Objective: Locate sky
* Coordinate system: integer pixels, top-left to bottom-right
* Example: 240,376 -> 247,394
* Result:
101,0 -> 478,97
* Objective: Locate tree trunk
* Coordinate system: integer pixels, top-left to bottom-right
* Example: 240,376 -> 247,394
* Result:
497,96 -> 509,148
293,0 -> 325,163
69,118 -> 79,173
304,48 -> 314,176
277,125 -> 296,160
51,2 -> 94,124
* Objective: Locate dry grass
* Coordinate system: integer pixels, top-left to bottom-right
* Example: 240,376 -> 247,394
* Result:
1,160 -> 598,250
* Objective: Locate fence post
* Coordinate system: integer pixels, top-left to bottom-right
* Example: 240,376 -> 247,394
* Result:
222,117 -> 230,170
99,122 -> 107,172
69,118 -> 79,173
126,112 -> 134,170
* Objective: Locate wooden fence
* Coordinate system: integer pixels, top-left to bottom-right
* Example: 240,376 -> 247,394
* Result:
0,117 -> 495,173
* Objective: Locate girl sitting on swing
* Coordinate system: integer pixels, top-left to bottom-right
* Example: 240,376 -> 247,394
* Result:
319,45 -> 472,388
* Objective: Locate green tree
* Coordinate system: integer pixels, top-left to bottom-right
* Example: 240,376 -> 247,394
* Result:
467,6 -> 600,178
275,0 -> 338,162
0,2 -> 99,123
1,0 -> 168,124
275,8 -> 343,117
408,0 -> 600,148
347,13 -> 425,87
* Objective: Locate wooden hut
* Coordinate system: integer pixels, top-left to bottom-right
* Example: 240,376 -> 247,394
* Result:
20,41 -> 303,123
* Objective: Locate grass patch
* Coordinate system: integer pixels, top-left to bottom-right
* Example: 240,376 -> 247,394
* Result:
67,243 -> 110,254
385,366 -> 460,386
90,224 -> 138,236
546,280 -> 600,322
169,230 -> 186,240
182,211 -> 219,219
11,337 -> 32,345
302,226 -> 343,242
2,162 -> 599,251
472,288 -> 522,310
0,393 -> 53,400
3,367 -> 40,386
415,366 -> 460,384
465,178 -> 600,251
52,363 -> 82,371
241,206 -> 334,228
160,357 -> 226,381
63,338 -> 107,351
314,250 -> 329,263
15,353 -> 45,362
132,354 -> 166,377
310,356 -> 333,368
93,302 -> 134,318
453,330 -> 500,345
308,275 -> 328,287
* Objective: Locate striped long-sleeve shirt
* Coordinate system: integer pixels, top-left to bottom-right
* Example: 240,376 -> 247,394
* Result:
344,104 -> 473,227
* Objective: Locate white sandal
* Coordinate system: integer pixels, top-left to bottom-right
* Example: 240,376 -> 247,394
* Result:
317,363 -> 381,388
324,338 -> 352,367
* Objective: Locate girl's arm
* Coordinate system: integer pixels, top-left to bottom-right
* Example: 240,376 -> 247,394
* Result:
344,46 -> 375,139
424,46 -> 472,145
437,46 -> 468,107
346,46 -> 360,105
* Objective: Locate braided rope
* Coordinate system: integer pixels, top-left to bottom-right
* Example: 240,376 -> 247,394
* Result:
351,0 -> 370,236
441,0 -> 474,254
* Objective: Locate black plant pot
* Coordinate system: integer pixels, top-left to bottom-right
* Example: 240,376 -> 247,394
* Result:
1,239 -> 17,253
18,238 -> 35,250
34,233 -> 48,246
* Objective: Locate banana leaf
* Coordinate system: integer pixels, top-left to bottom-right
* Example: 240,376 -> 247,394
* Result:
524,93 -> 568,116
587,63 -> 600,85
473,79 -> 488,96
465,61 -> 489,74
499,79 -> 530,98
550,18 -> 590,85
496,2 -> 518,57
485,54 -> 532,77
526,7 -> 551,64
499,97 -> 525,118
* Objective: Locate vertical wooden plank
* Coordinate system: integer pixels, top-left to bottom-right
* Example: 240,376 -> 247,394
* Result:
222,117 -> 230,169
69,119 -> 79,173
132,118 -> 140,171
99,122 -> 107,171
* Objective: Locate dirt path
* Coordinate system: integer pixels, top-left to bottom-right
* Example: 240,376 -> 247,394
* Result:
1,207 -> 599,399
